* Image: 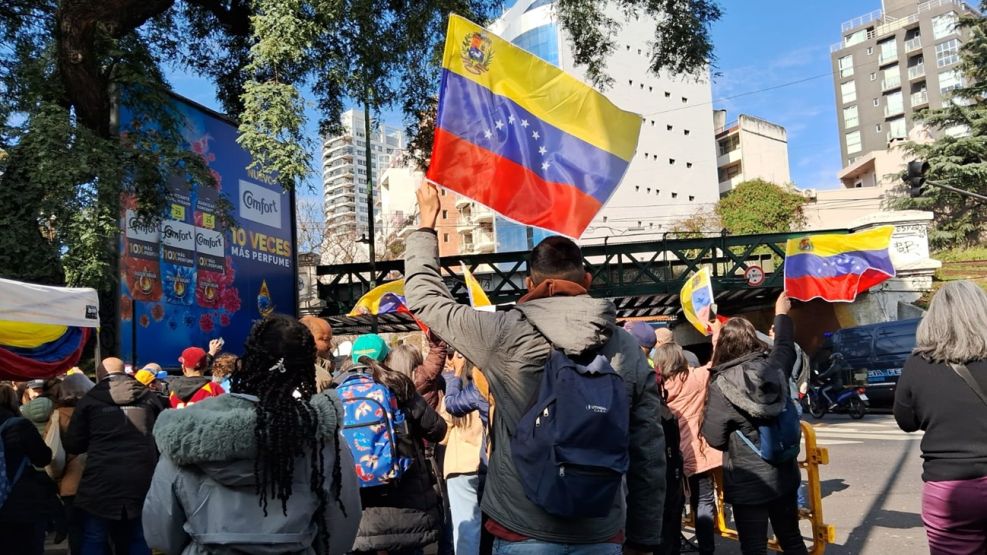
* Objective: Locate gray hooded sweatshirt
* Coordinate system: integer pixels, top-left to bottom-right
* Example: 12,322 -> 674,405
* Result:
142,392 -> 361,555
404,230 -> 665,548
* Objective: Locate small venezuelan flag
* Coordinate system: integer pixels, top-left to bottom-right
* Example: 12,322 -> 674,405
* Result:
784,226 -> 896,303
348,280 -> 408,317
680,268 -> 716,336
426,15 -> 642,238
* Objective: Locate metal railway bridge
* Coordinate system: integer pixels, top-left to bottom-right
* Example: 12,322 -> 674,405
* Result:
316,229 -> 846,335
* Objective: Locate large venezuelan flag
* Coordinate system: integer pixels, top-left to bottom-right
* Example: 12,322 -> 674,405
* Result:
427,15 -> 642,239
784,226 -> 896,302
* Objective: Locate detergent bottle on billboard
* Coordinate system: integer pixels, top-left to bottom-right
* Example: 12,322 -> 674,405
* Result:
194,225 -> 225,308
122,210 -> 163,302
160,219 -> 197,306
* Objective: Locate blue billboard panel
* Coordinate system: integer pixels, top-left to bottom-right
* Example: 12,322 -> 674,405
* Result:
118,96 -> 295,368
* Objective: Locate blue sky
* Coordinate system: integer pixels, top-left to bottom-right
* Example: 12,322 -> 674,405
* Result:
165,0 -> 876,204
709,0 -> 871,191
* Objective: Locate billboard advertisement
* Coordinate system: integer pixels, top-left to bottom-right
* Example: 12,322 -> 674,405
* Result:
118,95 -> 296,368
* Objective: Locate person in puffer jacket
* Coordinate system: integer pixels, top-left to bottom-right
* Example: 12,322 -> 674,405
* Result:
701,293 -> 807,555
142,314 -> 361,554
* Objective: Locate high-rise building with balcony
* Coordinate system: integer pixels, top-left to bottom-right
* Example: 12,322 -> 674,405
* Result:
487,0 -> 719,248
713,110 -> 791,196
830,0 -> 978,167
321,109 -> 405,262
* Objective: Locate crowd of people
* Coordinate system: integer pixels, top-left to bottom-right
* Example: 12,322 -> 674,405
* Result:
0,183 -> 984,555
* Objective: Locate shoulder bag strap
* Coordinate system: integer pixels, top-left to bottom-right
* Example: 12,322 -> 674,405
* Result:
949,363 -> 987,407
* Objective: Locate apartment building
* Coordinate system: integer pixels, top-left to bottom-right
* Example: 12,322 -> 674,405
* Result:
321,109 -> 405,262
714,110 -> 791,196
831,0 -> 978,167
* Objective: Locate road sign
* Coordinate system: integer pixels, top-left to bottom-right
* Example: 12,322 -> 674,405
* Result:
745,265 -> 765,287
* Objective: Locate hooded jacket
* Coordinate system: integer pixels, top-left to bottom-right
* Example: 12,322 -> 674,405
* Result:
701,315 -> 800,506
64,373 -> 164,519
143,392 -> 361,555
168,376 -> 224,408
662,366 -> 722,477
0,409 -> 56,523
404,230 -> 665,548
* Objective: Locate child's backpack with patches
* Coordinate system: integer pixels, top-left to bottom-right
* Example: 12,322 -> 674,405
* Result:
337,369 -> 412,487
0,417 -> 29,509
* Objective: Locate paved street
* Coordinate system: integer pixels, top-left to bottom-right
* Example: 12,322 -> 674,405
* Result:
710,413 -> 928,555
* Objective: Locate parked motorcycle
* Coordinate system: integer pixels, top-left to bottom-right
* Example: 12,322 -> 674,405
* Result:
804,385 -> 868,419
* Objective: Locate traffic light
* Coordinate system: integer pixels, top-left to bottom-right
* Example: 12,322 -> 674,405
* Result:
904,160 -> 930,198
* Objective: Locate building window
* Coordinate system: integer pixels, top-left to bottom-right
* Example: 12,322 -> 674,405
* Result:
686,162 -> 693,168
843,105 -> 859,128
664,91 -> 671,98
845,29 -> 868,47
875,123 -> 882,132
681,97 -> 688,103
667,124 -> 673,131
886,90 -> 904,115
689,195 -> 695,201
933,12 -> 958,39
870,72 -> 877,81
873,97 -> 880,106
935,39 -> 960,68
846,130 -> 862,154
512,23 -> 560,65
441,210 -> 447,219
684,129 -> 690,135
841,81 -> 856,104
889,117 -> 907,139
879,39 -> 897,63
866,46 -> 874,55
443,233 -> 449,243
838,55 -> 854,78
671,192 -> 678,199
939,68 -> 962,94
669,158 -> 676,165
440,190 -> 446,196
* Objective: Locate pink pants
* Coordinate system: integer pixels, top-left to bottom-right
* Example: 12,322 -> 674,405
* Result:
923,475 -> 987,555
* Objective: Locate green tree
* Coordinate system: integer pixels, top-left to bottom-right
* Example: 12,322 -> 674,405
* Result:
891,5 -> 987,249
715,179 -> 806,235
0,0 -> 720,346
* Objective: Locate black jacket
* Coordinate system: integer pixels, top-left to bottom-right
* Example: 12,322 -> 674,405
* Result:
352,389 -> 448,552
895,356 -> 987,482
0,409 -> 57,523
64,373 -> 165,519
702,315 -> 800,506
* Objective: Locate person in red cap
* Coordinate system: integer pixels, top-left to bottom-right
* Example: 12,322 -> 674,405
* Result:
169,341 -> 225,409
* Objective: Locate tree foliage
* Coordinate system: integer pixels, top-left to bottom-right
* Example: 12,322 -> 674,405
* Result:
715,179 -> 806,236
892,5 -> 987,249
0,0 -> 720,347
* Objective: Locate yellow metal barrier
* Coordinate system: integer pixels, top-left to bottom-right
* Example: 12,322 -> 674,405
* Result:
688,421 -> 836,554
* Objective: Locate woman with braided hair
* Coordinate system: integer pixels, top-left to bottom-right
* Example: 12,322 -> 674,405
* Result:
142,314 -> 361,554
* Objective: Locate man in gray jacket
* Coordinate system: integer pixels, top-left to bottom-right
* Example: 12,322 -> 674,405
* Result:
404,183 -> 666,554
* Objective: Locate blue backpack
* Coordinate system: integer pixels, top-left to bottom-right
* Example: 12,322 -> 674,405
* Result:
337,370 -> 412,487
511,349 -> 630,518
736,396 -> 802,464
0,417 -> 28,509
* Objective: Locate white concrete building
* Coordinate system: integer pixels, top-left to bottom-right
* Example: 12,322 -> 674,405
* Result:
713,110 -> 792,196
488,0 -> 720,247
321,109 -> 405,262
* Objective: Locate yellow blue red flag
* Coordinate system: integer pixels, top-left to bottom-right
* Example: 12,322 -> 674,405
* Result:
348,280 -> 408,317
681,268 -> 715,336
784,226 -> 896,302
426,14 -> 642,238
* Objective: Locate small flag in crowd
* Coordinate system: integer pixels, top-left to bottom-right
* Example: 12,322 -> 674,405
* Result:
461,263 -> 493,310
784,226 -> 896,302
348,280 -> 408,317
680,268 -> 716,336
426,14 -> 642,239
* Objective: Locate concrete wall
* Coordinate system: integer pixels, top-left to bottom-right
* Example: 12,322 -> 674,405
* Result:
737,115 -> 791,186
